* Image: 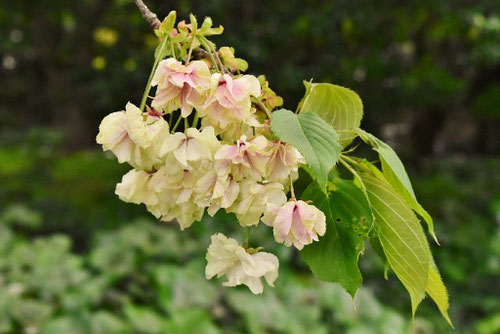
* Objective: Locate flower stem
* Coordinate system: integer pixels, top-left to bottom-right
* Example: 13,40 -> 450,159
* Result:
244,227 -> 251,248
289,175 -> 297,200
171,114 -> 182,133
185,35 -> 197,64
192,111 -> 199,128
139,37 -> 169,112
197,36 -> 221,72
253,97 -> 272,118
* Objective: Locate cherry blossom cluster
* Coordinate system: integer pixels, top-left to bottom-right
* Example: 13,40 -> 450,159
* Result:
97,35 -> 326,293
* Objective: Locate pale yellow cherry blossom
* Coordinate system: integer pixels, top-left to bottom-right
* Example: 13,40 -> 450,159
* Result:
115,169 -> 159,206
205,233 -> 279,294
199,73 -> 261,133
228,180 -> 287,226
214,135 -> 270,181
145,158 -> 206,230
262,200 -> 326,250
161,126 -> 220,168
151,58 -> 211,117
96,102 -> 168,170
266,141 -> 305,184
200,116 -> 255,141
195,169 -> 240,216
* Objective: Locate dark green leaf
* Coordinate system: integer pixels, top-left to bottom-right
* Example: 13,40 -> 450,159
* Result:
300,180 -> 366,297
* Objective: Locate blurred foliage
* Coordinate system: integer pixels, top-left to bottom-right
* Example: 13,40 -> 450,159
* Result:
1,0 -> 499,332
0,129 -> 498,333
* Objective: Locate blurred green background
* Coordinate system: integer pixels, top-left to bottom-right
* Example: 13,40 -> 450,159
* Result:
1,0 -> 499,333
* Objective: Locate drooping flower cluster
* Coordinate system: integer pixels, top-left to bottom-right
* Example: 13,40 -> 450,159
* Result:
97,16 -> 327,294
205,233 -> 278,294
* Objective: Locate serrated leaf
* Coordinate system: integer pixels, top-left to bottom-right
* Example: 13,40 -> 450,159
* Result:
300,180 -> 365,297
369,237 -> 390,279
270,109 -> 341,192
427,256 -> 454,328
356,128 -> 438,244
361,173 -> 429,317
300,82 -> 364,148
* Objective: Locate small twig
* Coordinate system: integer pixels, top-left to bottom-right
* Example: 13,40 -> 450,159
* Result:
133,0 -> 161,29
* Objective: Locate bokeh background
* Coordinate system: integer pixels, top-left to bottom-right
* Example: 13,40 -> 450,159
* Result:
1,0 -> 499,333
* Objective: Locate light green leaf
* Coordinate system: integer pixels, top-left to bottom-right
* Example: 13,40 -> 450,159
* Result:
300,180 -> 366,297
300,82 -> 364,147
356,128 -> 438,243
361,173 -> 429,316
199,17 -> 224,36
270,109 -> 341,192
189,14 -> 198,33
427,257 -> 454,328
369,237 -> 390,280
154,11 -> 177,38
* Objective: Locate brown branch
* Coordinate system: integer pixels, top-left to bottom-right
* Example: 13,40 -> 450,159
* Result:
132,1 -> 219,65
133,0 -> 161,29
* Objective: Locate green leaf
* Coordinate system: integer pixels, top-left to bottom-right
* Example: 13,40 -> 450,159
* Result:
199,17 -> 224,36
356,128 -> 438,244
189,14 -> 198,33
300,180 -> 366,297
300,82 -> 364,148
361,173 -> 429,316
369,237 -> 390,279
328,176 -> 374,238
270,109 -> 341,192
427,257 -> 454,328
154,11 -> 177,38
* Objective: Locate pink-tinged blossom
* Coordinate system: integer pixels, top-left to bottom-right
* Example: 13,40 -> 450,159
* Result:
161,126 -> 220,168
195,170 -> 240,216
151,58 -> 211,117
145,161 -> 205,230
214,135 -> 270,181
96,102 -> 169,170
266,141 -> 305,184
262,200 -> 326,250
205,233 -> 279,294
115,169 -> 159,206
228,180 -> 287,226
199,73 -> 261,134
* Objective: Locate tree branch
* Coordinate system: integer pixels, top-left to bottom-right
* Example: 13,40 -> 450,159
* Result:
133,0 -> 161,29
132,0 -> 213,63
